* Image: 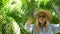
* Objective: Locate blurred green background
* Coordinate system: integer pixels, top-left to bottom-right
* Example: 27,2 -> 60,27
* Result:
0,0 -> 60,34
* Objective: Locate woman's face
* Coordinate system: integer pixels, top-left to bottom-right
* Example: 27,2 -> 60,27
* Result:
38,13 -> 46,25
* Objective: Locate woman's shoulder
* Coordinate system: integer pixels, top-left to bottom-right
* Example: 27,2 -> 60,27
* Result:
50,24 -> 59,26
50,24 -> 60,27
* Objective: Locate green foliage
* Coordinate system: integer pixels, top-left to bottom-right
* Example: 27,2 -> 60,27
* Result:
0,0 -> 60,34
20,24 -> 30,34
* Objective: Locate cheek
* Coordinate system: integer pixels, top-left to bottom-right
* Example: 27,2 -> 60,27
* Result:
43,19 -> 46,22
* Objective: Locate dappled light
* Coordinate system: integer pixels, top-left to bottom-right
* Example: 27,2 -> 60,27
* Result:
0,0 -> 60,34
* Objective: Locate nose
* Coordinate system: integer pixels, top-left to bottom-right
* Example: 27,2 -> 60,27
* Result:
40,17 -> 44,20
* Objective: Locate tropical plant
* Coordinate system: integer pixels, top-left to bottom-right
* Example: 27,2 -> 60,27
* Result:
0,0 -> 60,34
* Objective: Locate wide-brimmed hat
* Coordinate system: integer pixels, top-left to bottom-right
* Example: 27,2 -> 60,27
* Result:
34,10 -> 52,22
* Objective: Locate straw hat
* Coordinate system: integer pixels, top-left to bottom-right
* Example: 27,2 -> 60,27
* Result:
34,10 -> 52,22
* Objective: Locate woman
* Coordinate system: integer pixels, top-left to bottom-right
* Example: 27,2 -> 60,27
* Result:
24,10 -> 60,34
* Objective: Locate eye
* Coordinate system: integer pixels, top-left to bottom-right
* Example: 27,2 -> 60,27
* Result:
39,15 -> 45,18
42,16 -> 45,18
